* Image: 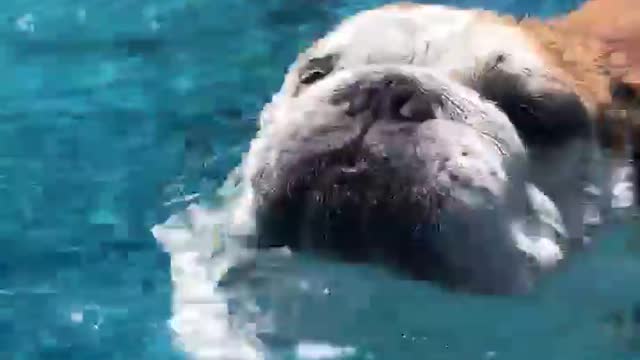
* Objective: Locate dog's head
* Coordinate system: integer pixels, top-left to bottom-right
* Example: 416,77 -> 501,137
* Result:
234,2 -> 639,294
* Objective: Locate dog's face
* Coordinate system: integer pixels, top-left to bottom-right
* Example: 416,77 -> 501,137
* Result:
237,4 -> 621,294
253,65 -> 535,293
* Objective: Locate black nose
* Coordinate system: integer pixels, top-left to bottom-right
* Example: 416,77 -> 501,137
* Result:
335,74 -> 437,123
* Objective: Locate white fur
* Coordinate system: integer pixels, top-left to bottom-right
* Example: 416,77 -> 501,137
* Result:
279,5 -> 549,99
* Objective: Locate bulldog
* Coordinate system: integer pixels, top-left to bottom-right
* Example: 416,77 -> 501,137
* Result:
220,0 -> 640,295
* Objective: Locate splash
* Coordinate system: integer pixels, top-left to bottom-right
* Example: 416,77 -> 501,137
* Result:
151,168 -> 264,360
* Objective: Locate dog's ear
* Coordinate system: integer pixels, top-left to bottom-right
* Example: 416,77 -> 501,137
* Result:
556,0 -> 640,100
549,0 -> 640,156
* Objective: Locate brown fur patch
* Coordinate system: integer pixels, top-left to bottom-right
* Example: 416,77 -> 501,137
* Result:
514,0 -> 640,155
518,19 -> 611,111
556,0 -> 640,156
554,0 -> 640,95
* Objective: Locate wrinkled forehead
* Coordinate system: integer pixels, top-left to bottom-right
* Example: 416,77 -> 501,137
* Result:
308,5 -> 473,59
292,5 -> 470,85
279,4 -> 545,99
278,5 -> 473,95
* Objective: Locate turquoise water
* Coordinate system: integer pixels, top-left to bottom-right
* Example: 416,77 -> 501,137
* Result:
2,0 -> 639,359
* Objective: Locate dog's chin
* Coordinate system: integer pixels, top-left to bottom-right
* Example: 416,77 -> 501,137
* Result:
254,146 -> 439,253
253,156 -> 534,295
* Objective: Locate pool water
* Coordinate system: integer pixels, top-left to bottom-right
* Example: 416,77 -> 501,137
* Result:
1,0 -> 639,359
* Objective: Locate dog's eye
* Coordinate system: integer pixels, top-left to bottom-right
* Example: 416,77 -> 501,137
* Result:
300,68 -> 327,84
299,54 -> 336,85
474,70 -> 591,148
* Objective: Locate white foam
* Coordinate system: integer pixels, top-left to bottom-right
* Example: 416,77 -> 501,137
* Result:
611,164 -> 635,209
70,311 -> 84,323
525,184 -> 567,239
295,342 -> 357,360
511,184 -> 566,269
15,13 -> 35,33
152,199 -> 264,360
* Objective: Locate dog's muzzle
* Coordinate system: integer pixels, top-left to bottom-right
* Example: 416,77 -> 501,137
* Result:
248,66 -> 563,294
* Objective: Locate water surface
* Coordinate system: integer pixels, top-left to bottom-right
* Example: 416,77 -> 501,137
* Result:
2,0 -> 639,359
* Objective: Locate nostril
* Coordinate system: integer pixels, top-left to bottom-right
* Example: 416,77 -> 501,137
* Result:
346,87 -> 373,117
383,78 -> 397,88
389,88 -> 415,120
383,81 -> 435,123
399,94 -> 435,122
340,75 -> 437,122
398,96 -> 414,119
